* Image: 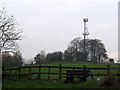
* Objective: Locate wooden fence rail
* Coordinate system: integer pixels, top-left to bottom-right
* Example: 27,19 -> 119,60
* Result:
2,64 -> 120,80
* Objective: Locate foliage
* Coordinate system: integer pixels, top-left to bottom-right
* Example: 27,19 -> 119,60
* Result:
109,58 -> 114,63
46,51 -> 63,62
63,49 -> 74,62
98,75 -> 117,87
2,51 -> 23,68
34,50 -> 46,64
34,53 -> 41,64
88,39 -> 108,62
64,37 -> 108,62
75,52 -> 88,61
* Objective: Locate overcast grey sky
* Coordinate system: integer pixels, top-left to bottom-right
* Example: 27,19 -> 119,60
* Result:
1,0 -> 119,61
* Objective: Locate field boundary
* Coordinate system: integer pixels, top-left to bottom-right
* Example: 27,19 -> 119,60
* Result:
2,64 -> 120,80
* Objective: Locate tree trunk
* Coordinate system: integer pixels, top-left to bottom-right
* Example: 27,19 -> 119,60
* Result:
0,50 -> 2,89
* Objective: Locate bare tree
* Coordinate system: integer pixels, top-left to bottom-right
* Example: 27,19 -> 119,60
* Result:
0,8 -> 22,52
0,8 -> 22,70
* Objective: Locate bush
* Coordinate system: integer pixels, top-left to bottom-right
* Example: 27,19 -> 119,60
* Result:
98,75 -> 117,87
2,53 -> 22,68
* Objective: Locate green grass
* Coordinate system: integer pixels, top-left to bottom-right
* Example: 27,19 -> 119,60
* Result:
2,62 -> 120,88
3,77 -> 120,88
2,78 -> 99,88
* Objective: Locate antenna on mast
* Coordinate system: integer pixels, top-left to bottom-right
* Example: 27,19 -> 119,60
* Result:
83,18 -> 89,52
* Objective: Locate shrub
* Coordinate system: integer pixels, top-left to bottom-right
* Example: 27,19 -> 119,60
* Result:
98,75 -> 117,87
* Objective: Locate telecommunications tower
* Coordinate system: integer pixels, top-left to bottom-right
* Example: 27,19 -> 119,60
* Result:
83,18 -> 89,52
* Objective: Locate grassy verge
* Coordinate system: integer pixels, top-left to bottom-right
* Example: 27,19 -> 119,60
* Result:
2,78 -> 120,88
2,78 -> 99,88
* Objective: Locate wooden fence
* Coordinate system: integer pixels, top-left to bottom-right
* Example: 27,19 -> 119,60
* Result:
2,64 -> 120,80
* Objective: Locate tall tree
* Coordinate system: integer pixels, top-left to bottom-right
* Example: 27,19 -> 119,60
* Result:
88,39 -> 108,62
34,50 -> 46,64
40,50 -> 46,61
0,8 -> 22,68
64,37 -> 108,62
34,53 -> 41,65
46,51 -> 63,62
64,37 -> 88,62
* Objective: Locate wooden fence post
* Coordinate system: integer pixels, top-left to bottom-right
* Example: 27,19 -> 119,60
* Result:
83,65 -> 86,71
59,64 -> 62,80
98,72 -> 100,77
83,65 -> 86,77
2,68 -> 5,74
107,65 -> 110,76
15,69 -> 17,78
73,67 -> 75,71
18,66 -> 21,78
48,66 -> 50,80
29,67 -> 31,80
2,68 -> 5,78
38,64 -> 41,80
10,69 -> 12,75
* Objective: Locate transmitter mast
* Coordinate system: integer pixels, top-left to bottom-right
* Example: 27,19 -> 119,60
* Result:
83,18 -> 89,52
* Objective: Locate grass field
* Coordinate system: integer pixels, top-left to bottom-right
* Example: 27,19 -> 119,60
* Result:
2,78 -> 100,88
2,62 -> 120,88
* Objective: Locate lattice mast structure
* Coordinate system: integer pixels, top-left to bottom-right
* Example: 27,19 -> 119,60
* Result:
83,18 -> 89,52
